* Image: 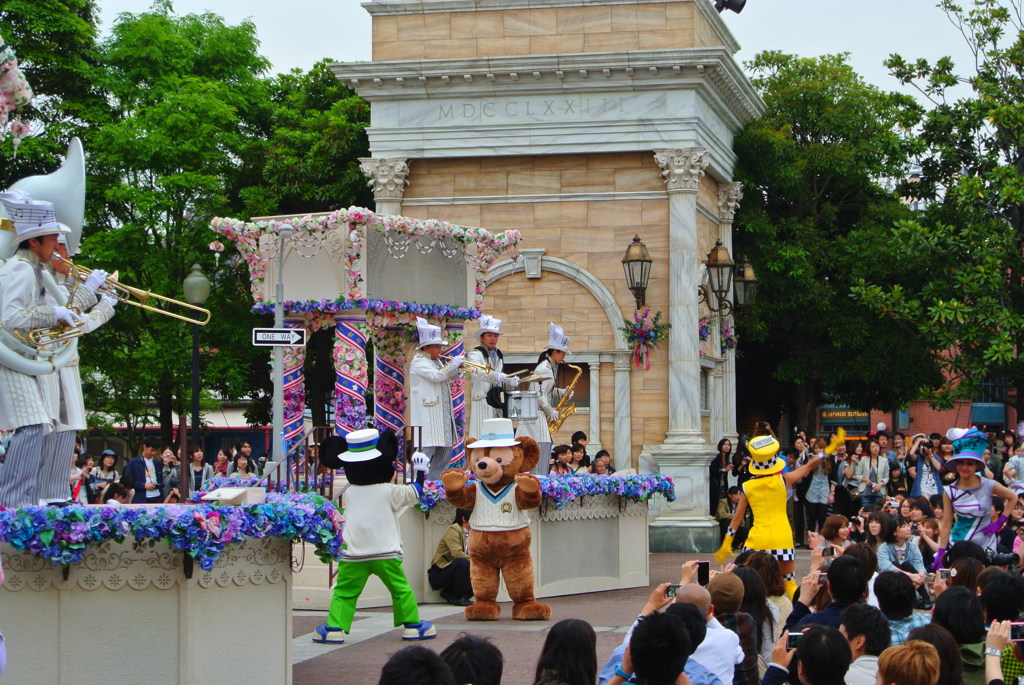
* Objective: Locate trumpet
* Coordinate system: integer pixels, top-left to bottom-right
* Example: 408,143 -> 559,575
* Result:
54,256 -> 211,326
440,353 -> 491,375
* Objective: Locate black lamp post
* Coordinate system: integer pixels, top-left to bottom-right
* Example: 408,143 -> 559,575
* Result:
182,263 -> 210,499
621,235 -> 653,309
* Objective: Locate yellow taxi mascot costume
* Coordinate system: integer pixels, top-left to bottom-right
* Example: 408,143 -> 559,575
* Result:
715,428 -> 845,599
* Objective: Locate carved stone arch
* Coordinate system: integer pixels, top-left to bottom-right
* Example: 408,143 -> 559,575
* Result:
486,257 -> 629,350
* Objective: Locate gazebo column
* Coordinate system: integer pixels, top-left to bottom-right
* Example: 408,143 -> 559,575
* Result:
282,317 -> 307,455
444,322 -> 467,470
333,314 -> 369,436
373,327 -> 407,439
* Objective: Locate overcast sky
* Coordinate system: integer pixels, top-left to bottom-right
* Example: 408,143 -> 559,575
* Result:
95,0 -> 977,97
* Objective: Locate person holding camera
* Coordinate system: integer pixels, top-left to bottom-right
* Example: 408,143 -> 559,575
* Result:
761,625 -> 852,685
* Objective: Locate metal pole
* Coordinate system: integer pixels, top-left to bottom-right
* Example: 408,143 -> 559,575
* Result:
184,321 -> 200,500
272,232 -> 288,461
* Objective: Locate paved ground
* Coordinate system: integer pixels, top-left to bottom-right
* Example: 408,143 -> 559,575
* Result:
292,550 -> 818,685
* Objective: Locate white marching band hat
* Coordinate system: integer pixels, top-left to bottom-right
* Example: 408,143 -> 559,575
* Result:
416,316 -> 447,349
474,314 -> 502,342
0,190 -> 69,244
547,322 -> 570,353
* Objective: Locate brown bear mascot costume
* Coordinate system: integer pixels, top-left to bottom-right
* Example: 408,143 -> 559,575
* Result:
440,417 -> 551,621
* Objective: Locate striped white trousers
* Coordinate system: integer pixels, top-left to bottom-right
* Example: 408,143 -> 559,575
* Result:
0,424 -> 47,508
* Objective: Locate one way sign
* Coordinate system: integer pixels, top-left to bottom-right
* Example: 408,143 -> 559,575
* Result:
252,327 -> 307,347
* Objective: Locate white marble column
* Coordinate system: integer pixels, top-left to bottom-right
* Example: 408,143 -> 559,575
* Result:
655,147 -> 708,442
645,147 -> 718,552
718,182 -> 743,443
612,351 -> 633,472
359,157 -> 410,216
588,360 -> 602,453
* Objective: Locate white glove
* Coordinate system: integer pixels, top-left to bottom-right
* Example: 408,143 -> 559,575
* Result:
101,293 -> 118,308
82,269 -> 109,293
547,409 -> 560,422
411,451 -> 429,474
54,306 -> 82,327
495,372 -> 508,383
507,376 -> 521,389
449,355 -> 465,368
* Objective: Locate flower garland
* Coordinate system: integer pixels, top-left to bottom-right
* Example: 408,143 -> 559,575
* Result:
252,297 -> 481,324
0,32 -> 33,153
720,320 -> 738,355
413,474 -> 676,512
619,308 -> 671,370
210,207 -> 522,308
0,493 -> 343,570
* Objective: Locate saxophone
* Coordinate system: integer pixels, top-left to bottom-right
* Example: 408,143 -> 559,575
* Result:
547,363 -> 582,435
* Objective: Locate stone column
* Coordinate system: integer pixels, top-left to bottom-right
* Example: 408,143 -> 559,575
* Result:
333,314 -> 369,436
359,157 -> 410,216
718,182 -> 743,443
612,351 -> 633,472
587,360 -> 601,453
646,147 -> 717,552
444,322 -> 467,469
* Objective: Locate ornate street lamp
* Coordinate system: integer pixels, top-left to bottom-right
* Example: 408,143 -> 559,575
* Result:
733,256 -> 759,308
698,240 -> 735,314
182,263 -> 210,499
622,234 -> 653,310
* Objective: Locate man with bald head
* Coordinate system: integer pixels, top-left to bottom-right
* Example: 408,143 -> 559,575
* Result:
675,564 -> 744,685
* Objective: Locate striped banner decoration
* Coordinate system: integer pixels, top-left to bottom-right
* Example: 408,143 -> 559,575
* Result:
334,316 -> 368,436
444,323 -> 466,469
282,319 -> 306,453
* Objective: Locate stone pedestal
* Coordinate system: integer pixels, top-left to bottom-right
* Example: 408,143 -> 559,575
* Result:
1,538 -> 293,685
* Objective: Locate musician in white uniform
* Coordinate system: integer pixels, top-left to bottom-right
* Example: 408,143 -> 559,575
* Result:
408,317 -> 464,481
515,323 -> 569,476
0,192 -> 80,508
466,314 -> 519,440
35,234 -> 116,504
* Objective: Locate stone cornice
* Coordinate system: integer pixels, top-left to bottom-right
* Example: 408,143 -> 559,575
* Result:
331,48 -> 763,125
360,0 -> 742,55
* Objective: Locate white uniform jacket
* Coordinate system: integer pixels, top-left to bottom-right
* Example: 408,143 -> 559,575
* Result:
466,345 -> 510,440
0,250 -> 62,431
515,358 -> 556,445
52,281 -> 115,431
408,352 -> 461,448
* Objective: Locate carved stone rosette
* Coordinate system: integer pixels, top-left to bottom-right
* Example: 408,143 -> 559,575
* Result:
718,181 -> 743,223
359,157 -> 411,201
653,148 -> 709,192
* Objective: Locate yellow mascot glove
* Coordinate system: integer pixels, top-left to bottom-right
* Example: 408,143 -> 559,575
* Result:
714,533 -> 735,565
824,427 -> 847,456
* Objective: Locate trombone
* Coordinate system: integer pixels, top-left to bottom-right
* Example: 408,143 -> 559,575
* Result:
440,354 -> 491,375
54,256 -> 211,326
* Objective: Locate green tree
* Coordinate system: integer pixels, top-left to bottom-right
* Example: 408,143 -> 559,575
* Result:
0,0 -> 105,183
733,51 -> 942,431
79,2 -> 272,450
853,0 -> 1024,414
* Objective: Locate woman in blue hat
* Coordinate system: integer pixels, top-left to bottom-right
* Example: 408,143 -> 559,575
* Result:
934,428 -> 1019,569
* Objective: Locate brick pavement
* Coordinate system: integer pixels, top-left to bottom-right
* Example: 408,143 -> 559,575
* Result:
293,550 -> 817,685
